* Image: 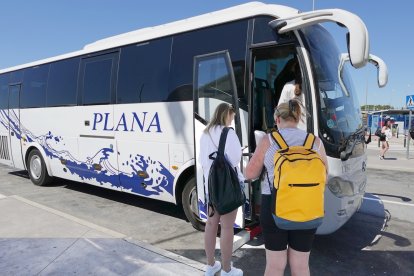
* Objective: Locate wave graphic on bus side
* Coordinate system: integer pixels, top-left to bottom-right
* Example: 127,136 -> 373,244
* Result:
0,110 -> 174,198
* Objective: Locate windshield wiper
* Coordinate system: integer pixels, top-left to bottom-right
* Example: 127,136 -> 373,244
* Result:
339,126 -> 365,161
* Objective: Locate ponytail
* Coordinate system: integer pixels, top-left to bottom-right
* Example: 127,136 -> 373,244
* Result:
275,99 -> 302,123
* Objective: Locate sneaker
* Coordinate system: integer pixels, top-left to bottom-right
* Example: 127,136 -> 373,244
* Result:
205,261 -> 221,276
220,266 -> 243,276
379,155 -> 384,160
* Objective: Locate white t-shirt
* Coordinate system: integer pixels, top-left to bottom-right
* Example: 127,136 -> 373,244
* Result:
278,80 -> 307,130
384,128 -> 392,141
199,125 -> 245,195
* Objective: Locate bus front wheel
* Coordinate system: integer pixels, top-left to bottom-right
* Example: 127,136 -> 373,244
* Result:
182,177 -> 205,231
27,149 -> 53,186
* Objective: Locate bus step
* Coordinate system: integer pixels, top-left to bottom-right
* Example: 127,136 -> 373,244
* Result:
232,225 -> 262,252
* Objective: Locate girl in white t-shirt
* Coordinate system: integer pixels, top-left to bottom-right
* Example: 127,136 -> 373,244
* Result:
199,103 -> 244,276
380,119 -> 392,159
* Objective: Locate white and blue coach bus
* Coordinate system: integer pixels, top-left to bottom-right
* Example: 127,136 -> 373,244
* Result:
0,2 -> 387,234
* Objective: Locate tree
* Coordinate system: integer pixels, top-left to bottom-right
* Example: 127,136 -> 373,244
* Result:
361,104 -> 394,111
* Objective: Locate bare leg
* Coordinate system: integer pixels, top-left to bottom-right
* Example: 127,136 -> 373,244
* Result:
288,247 -> 311,276
204,207 -> 220,266
219,209 -> 238,272
380,142 -> 383,156
380,141 -> 386,157
383,141 -> 390,157
264,249 -> 287,276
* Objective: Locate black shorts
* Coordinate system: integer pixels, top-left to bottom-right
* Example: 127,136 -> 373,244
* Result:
260,194 -> 316,252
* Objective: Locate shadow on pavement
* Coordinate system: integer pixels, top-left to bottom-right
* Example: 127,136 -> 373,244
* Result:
7,173 -> 188,221
8,169 -> 187,221
232,194 -> 413,275
310,210 -> 413,275
372,192 -> 412,203
8,170 -> 29,179
61,179 -> 188,221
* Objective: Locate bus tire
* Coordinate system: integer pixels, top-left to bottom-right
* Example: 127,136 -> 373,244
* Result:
182,176 -> 205,231
27,149 -> 53,186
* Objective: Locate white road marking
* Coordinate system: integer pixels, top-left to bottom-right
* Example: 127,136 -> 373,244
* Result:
363,196 -> 414,207
10,195 -> 126,238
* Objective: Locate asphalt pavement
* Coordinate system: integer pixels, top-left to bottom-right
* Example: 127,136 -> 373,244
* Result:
1,134 -> 413,275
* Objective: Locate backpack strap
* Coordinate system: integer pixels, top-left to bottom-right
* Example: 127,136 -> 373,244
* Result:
271,130 -> 288,150
217,127 -> 230,156
208,127 -> 230,160
303,133 -> 316,150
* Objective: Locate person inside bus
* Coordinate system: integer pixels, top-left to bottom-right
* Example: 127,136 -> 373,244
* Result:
199,103 -> 244,276
277,58 -> 307,130
273,57 -> 296,100
244,99 -> 328,276
380,119 -> 392,159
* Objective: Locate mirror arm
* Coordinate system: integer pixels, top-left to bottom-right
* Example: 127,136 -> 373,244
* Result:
269,9 -> 369,68
338,53 -> 350,97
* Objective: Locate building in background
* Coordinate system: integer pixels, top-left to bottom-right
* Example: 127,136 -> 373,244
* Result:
364,109 -> 414,136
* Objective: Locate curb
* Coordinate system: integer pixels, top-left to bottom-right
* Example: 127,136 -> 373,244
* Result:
124,237 -> 206,272
367,165 -> 414,173
10,195 -> 126,238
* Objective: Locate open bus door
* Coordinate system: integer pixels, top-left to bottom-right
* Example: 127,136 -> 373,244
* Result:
193,50 -> 245,228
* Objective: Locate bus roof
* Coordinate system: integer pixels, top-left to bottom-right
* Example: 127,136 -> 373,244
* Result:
0,1 -> 298,74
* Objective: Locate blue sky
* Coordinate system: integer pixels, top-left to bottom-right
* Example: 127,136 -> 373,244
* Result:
0,0 -> 413,108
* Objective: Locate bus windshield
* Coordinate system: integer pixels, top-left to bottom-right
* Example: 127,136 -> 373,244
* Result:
301,25 -> 363,151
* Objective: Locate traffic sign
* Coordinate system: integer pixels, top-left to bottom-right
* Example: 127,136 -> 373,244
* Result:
406,95 -> 414,110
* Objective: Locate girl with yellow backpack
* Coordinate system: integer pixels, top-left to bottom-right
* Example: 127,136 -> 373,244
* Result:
245,100 -> 328,276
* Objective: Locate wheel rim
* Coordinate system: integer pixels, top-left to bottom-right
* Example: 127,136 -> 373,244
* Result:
187,185 -> 204,224
189,186 -> 199,215
30,155 -> 42,180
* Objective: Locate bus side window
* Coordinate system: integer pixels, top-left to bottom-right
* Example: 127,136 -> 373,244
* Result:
0,74 -> 9,109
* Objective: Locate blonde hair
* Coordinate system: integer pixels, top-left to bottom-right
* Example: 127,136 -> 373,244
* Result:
274,99 -> 303,123
204,103 -> 234,133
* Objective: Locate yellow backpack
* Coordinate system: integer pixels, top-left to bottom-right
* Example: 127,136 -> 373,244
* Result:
270,131 -> 326,230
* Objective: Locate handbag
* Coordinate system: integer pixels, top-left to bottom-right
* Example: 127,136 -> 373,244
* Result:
375,128 -> 385,139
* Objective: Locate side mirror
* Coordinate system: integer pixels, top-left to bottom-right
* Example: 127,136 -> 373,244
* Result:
368,54 -> 388,88
365,128 -> 371,144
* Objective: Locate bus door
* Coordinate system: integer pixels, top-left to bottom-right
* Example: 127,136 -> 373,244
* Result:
250,45 -> 299,135
247,45 -> 302,216
77,52 -> 121,188
193,50 -> 245,227
8,84 -> 25,169
0,76 -> 13,167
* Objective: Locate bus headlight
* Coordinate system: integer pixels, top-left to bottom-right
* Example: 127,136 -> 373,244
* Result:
327,177 -> 354,198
